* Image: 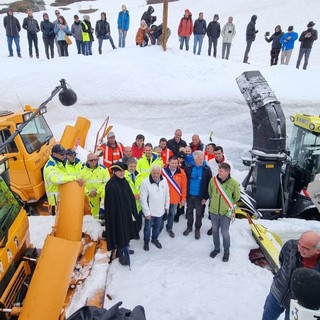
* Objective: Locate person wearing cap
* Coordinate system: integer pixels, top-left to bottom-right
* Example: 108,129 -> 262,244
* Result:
117,4 -> 130,48
98,131 -> 124,174
280,25 -> 298,65
265,25 -> 284,66
178,9 -> 193,51
296,21 -> 318,70
40,13 -> 55,59
207,14 -> 220,58
95,12 -> 117,54
104,161 -> 138,266
3,9 -> 21,58
167,129 -> 187,157
161,156 -> 187,238
140,165 -> 169,251
82,15 -> 94,56
43,144 -> 84,215
71,15 -> 83,54
79,153 -> 110,219
136,20 -> 149,47
136,143 -> 163,179
22,9 -> 40,58
65,148 -> 82,176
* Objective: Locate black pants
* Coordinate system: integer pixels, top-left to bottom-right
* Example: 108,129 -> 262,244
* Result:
27,33 -> 39,57
270,48 -> 281,66
243,40 -> 253,62
43,37 -> 54,59
208,37 -> 218,57
58,40 -> 68,57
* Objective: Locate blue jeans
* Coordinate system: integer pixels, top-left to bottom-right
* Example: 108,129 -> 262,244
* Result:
118,29 -> 127,48
98,35 -> 116,54
144,216 -> 163,243
75,39 -> 83,54
180,36 -> 190,51
166,204 -> 178,230
210,213 -> 231,252
193,34 -> 203,55
83,41 -> 92,55
262,291 -> 289,320
7,36 -> 21,56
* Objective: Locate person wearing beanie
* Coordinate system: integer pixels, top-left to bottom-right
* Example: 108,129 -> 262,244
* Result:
178,9 -> 193,51
207,14 -> 221,58
104,161 -> 138,266
243,14 -> 258,64
296,21 -> 318,70
40,13 -> 55,59
265,25 -> 284,66
81,15 -> 94,55
280,25 -> 298,65
136,19 -> 149,47
3,8 -> 21,57
117,4 -> 130,48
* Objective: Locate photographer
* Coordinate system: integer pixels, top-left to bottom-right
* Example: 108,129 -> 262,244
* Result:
296,21 -> 318,70
221,16 -> 236,60
265,25 -> 284,66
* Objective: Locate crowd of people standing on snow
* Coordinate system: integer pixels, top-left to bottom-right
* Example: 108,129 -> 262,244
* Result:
3,5 -> 318,69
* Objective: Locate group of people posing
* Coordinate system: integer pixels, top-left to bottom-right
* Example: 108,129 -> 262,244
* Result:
3,5 -> 129,58
43,129 -> 240,266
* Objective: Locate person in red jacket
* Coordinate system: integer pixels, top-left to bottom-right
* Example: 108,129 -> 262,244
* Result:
132,134 -> 145,159
178,9 -> 193,51
98,131 -> 124,173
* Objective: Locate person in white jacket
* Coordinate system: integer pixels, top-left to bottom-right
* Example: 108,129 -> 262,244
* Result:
140,165 -> 170,251
221,16 -> 236,60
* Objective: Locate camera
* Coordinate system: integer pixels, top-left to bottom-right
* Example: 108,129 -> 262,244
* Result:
228,30 -> 232,33
265,31 -> 270,36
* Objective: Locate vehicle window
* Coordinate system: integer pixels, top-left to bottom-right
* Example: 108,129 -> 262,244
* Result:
0,129 -> 18,153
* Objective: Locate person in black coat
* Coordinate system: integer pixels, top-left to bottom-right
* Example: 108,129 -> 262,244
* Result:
22,9 -> 40,58
296,21 -> 318,70
262,231 -> 320,320
265,25 -> 284,66
141,6 -> 156,27
95,12 -> 116,54
207,14 -> 220,57
104,161 -> 138,266
3,8 -> 21,57
40,13 -> 55,59
243,14 -> 258,63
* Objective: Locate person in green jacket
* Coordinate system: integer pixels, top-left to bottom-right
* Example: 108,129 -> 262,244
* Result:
208,162 -> 240,262
43,144 -> 84,215
136,143 -> 163,180
125,157 -> 144,238
80,152 -> 110,218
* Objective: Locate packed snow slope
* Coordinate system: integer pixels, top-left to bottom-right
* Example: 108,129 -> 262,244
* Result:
1,0 -> 320,319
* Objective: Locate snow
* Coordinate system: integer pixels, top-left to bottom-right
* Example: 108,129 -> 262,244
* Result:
1,0 -> 320,319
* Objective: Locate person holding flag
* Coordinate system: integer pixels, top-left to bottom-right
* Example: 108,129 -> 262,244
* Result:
161,156 -> 187,238
208,163 -> 240,262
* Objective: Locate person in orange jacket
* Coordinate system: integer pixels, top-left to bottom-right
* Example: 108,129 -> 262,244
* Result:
136,19 -> 148,47
178,9 -> 193,51
98,131 -> 124,173
161,155 -> 187,238
159,137 -> 173,165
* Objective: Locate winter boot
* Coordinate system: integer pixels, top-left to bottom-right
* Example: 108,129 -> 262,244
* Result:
210,249 -> 220,258
222,251 -> 230,262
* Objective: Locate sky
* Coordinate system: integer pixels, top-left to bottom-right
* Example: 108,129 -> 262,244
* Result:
1,0 -> 320,319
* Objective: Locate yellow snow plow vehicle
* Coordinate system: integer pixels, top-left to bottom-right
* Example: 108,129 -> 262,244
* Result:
0,80 -> 107,319
0,79 -> 90,215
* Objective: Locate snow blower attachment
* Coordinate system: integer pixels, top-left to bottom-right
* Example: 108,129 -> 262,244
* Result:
236,71 -> 320,220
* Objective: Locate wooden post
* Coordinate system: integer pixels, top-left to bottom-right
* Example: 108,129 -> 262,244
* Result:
162,0 -> 168,51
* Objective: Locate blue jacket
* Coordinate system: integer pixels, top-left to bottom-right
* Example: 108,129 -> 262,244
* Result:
280,31 -> 298,51
117,10 -> 130,31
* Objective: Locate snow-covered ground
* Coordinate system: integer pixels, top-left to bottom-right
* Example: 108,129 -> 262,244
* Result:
1,0 -> 320,319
